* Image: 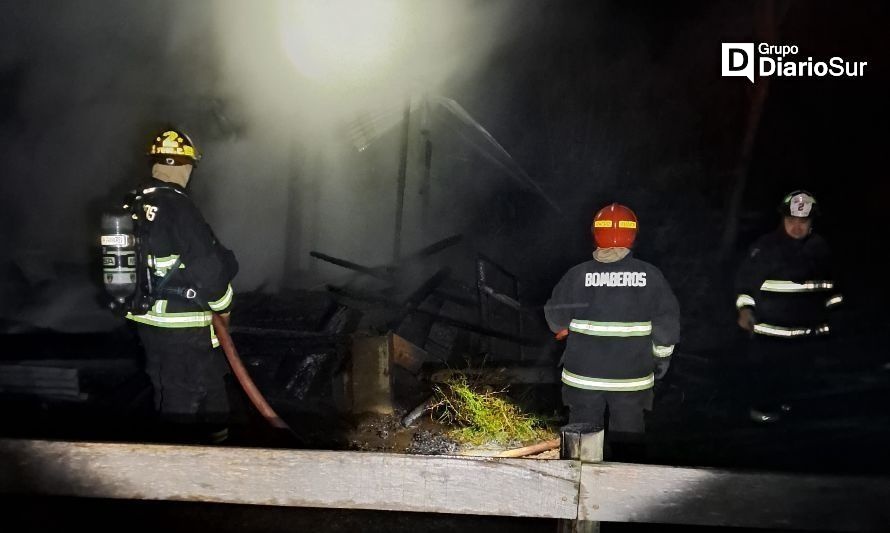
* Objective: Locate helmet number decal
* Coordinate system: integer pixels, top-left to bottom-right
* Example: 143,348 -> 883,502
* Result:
143,204 -> 158,222
162,131 -> 181,147
789,194 -> 813,217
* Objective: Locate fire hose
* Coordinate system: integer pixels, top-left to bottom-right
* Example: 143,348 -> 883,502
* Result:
211,313 -> 294,433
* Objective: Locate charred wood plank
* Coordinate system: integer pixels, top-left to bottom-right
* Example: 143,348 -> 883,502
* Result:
398,234 -> 462,262
228,326 -> 348,339
430,367 -> 556,384
0,360 -> 137,372
0,377 -> 80,388
432,288 -> 477,308
417,313 -> 541,346
0,366 -> 81,397
326,284 -> 392,304
0,388 -> 86,400
326,285 -> 542,346
391,334 -> 429,374
282,352 -> 331,401
392,268 -> 452,331
399,268 -> 451,311
311,236 -> 460,283
309,251 -> 392,281
479,283 -> 524,311
0,366 -> 78,380
476,252 -> 518,281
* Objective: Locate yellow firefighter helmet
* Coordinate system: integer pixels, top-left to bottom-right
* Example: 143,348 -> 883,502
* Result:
148,128 -> 202,166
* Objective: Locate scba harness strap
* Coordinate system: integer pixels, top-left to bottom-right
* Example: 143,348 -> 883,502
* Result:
151,255 -> 197,301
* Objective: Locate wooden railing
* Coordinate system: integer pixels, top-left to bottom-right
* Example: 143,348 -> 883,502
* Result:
1,438 -> 888,531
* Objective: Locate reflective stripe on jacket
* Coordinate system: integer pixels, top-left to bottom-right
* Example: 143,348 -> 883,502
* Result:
125,180 -> 238,345
545,252 -> 680,391
734,229 -> 839,338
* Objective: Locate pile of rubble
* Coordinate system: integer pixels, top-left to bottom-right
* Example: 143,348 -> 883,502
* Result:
229,234 -> 562,452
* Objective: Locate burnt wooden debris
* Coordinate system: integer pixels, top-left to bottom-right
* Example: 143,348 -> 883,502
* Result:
224,290 -> 356,408
430,367 -> 557,385
5,234 -> 888,532
303,237 -> 555,416
311,239 -> 543,350
0,364 -> 83,400
325,284 -> 540,346
280,235 -> 555,414
149,235 -> 551,425
0,331 -> 144,405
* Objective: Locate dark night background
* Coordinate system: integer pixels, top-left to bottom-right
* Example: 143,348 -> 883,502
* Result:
1,0 -> 889,531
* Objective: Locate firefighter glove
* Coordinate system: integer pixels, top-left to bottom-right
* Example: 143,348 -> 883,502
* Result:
737,308 -> 756,332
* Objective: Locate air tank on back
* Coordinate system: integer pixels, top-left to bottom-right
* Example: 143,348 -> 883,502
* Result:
100,209 -> 137,309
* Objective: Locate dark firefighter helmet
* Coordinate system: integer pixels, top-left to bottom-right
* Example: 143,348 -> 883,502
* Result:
148,128 -> 202,166
779,190 -> 818,218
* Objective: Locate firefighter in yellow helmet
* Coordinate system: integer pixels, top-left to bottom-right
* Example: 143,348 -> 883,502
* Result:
127,127 -> 238,443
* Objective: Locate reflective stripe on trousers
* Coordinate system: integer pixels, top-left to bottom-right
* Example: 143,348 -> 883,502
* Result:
561,369 -> 655,391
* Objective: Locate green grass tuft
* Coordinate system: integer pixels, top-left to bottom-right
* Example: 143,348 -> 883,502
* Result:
432,375 -> 552,446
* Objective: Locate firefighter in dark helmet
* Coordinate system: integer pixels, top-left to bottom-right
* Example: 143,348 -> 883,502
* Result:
127,128 -> 238,443
735,190 -> 841,423
545,204 -> 680,457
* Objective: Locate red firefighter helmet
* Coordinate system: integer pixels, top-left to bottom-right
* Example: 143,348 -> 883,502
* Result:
591,203 -> 638,248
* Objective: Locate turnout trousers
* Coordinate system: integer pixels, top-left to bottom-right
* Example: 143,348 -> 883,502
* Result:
746,334 -> 828,412
137,324 -> 230,426
562,386 -> 653,436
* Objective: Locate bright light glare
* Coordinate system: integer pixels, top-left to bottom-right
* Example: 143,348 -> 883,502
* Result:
278,0 -> 403,87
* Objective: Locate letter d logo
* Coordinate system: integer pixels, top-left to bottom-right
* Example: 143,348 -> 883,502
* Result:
722,43 -> 754,83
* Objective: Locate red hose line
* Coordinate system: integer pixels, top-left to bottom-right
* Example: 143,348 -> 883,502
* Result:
212,314 -> 292,431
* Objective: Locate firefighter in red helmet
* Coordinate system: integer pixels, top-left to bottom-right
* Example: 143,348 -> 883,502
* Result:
735,190 -> 841,423
545,203 -> 680,459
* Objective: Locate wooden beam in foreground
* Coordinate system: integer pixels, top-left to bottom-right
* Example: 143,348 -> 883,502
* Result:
3,439 -> 890,531
579,462 -> 890,532
0,439 -> 579,519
